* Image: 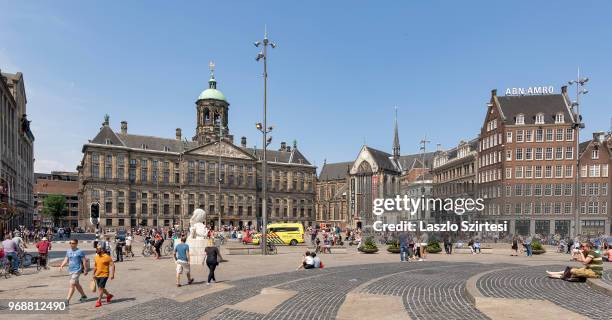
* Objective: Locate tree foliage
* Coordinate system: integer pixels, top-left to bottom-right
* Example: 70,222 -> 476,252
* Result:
41,194 -> 67,225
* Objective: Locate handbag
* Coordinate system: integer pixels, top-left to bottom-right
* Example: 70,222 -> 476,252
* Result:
90,278 -> 97,292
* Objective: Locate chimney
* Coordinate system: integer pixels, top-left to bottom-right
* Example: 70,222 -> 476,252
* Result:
241,136 -> 247,147
280,141 -> 286,151
491,89 -> 497,97
120,121 -> 128,134
593,131 -> 605,142
561,85 -> 567,94
176,128 -> 182,140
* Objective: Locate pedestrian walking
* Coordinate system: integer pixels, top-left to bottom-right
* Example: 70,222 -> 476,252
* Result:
523,235 -> 533,257
35,237 -> 52,269
59,239 -> 88,305
204,239 -> 222,285
93,245 -> 115,308
399,231 -> 409,262
174,236 -> 194,287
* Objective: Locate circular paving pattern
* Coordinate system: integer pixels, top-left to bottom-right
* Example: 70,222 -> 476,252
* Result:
97,262 -> 610,320
477,265 -> 612,320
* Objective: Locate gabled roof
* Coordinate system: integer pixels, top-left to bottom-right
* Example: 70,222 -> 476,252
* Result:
579,140 -> 591,155
365,146 -> 397,172
496,94 -> 572,125
91,126 -> 125,147
319,162 -> 352,181
397,152 -> 434,172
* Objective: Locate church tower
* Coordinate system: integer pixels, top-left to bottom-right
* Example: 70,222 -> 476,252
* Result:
194,61 -> 233,144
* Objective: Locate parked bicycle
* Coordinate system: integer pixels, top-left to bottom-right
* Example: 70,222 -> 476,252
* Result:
162,239 -> 174,256
0,258 -> 10,278
142,241 -> 154,257
18,251 -> 33,269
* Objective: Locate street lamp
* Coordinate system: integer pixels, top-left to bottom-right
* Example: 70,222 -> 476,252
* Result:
569,70 -> 588,238
217,118 -> 225,234
254,26 -> 275,255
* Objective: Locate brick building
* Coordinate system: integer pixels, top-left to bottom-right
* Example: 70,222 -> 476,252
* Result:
477,87 -> 579,237
34,172 -> 79,228
577,132 -> 611,236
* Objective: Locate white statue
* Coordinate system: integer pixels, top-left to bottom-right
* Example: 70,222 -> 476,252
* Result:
189,208 -> 208,239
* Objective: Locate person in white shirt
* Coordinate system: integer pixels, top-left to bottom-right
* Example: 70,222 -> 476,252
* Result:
311,252 -> 321,268
125,234 -> 134,257
297,251 -> 315,270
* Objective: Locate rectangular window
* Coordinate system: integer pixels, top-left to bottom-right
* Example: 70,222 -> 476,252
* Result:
565,128 -> 573,141
525,166 -> 533,178
554,203 -> 562,214
535,166 -> 542,178
565,147 -> 573,160
140,159 -> 148,182
564,202 -> 572,214
506,150 -> 512,161
505,168 -> 512,179
525,184 -> 532,196
603,183 -> 608,196
92,153 -> 100,178
555,165 -> 563,178
589,165 -> 601,177
545,166 -> 552,178
105,155 -> 113,179
506,131 -> 512,143
564,184 -> 573,196
555,147 -> 563,160
545,147 -> 553,160
117,155 -> 125,179
546,129 -> 553,141
544,184 -> 552,196
554,184 -> 562,196
525,130 -> 533,142
525,148 -> 532,160
581,165 -> 588,178
581,183 -> 587,196
516,130 -> 524,142
515,184 -> 523,196
535,147 -> 543,160
603,164 -> 608,177
534,202 -> 541,214
544,203 -> 551,214
536,129 -> 543,142
515,166 -> 523,178
515,148 -> 523,160
556,129 -> 564,141
565,165 -> 573,178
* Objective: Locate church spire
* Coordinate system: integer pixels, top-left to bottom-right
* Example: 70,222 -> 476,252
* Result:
393,106 -> 400,159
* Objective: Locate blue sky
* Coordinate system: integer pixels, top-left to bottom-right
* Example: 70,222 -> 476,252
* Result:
1,1 -> 611,173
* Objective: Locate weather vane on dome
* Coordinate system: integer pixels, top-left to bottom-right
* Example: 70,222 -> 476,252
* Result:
209,61 -> 215,78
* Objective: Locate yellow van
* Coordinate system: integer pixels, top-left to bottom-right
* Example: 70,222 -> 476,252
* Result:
252,223 -> 305,246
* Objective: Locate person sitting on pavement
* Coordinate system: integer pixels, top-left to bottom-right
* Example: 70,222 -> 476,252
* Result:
547,241 -> 603,281
311,251 -> 323,268
296,251 -> 315,270
36,237 -> 52,269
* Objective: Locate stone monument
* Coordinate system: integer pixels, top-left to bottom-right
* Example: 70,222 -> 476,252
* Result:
186,208 -> 208,265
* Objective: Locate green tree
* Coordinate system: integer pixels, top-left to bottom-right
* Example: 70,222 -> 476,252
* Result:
41,194 -> 67,226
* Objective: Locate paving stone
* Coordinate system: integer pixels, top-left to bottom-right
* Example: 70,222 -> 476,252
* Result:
477,265 -> 612,320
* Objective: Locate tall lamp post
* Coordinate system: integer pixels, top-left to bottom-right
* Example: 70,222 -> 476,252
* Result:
568,70 -> 588,238
217,118 -> 224,232
255,27 -> 275,255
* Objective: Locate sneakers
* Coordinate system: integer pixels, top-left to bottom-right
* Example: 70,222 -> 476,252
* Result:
79,296 -> 88,303
106,294 -> 114,303
95,300 -> 102,308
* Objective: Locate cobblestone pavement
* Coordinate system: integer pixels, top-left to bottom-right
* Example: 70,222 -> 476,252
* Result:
477,265 -> 611,320
96,261 -> 612,320
600,270 -> 612,285
362,263 -> 509,320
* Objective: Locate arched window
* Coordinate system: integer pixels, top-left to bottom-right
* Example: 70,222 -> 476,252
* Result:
535,113 -> 544,124
204,108 -> 210,122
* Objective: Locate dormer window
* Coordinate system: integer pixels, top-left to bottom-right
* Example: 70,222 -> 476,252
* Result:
105,139 -> 112,145
592,149 -> 599,159
535,113 -> 544,124
555,113 -> 564,124
164,146 -> 170,152
515,114 -> 525,125
141,144 -> 148,150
